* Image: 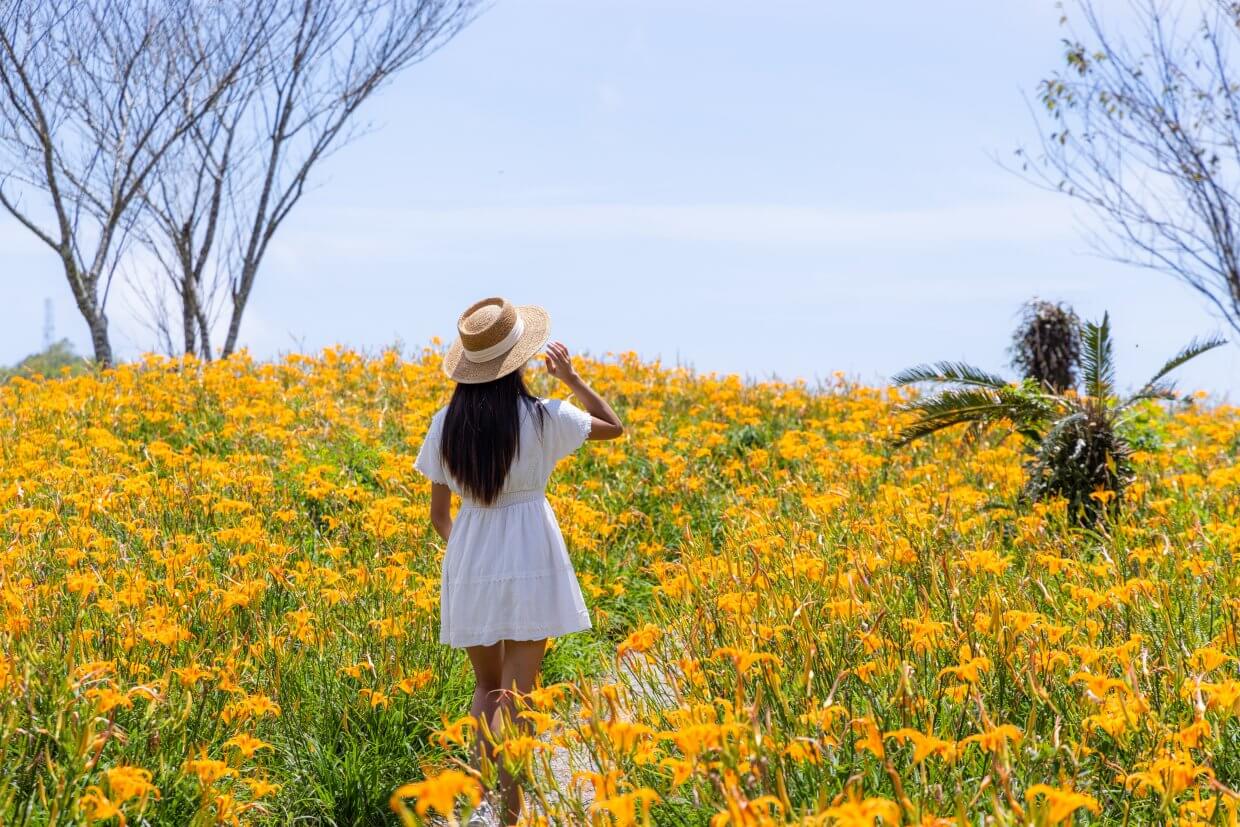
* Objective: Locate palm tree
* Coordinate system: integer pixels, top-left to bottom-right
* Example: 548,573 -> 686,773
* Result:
1009,299 -> 1080,392
890,314 -> 1225,525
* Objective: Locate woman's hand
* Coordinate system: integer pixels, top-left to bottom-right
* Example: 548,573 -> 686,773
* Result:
543,340 -> 580,385
544,340 -> 625,440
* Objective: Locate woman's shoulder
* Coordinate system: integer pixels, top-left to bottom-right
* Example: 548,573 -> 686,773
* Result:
540,396 -> 590,416
534,396 -> 583,424
516,395 -> 545,421
425,405 -> 449,437
538,396 -> 592,434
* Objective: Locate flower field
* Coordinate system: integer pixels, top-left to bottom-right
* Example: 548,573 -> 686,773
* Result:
2,349 -> 1240,825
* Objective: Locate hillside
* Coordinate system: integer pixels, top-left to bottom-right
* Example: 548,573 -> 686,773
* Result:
1,350 -> 1238,825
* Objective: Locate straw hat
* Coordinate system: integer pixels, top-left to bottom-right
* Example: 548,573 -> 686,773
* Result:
442,297 -> 551,384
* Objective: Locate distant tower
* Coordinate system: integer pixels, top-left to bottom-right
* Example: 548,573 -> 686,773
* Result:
42,298 -> 54,349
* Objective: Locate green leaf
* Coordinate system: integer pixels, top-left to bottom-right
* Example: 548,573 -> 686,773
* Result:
1080,313 -> 1115,401
1129,335 -> 1227,403
891,361 -> 1011,389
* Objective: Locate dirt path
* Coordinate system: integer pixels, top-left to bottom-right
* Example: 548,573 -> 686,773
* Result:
451,654 -> 676,825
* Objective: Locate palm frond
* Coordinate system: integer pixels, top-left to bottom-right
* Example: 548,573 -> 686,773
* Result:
897,386 -> 1002,418
1130,335 -> 1227,401
891,361 -> 1011,389
893,413 -> 1002,447
1119,381 -> 1178,409
891,386 -> 1054,447
1080,313 -> 1116,401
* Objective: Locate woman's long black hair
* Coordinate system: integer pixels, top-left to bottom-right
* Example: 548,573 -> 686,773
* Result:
440,369 -> 545,505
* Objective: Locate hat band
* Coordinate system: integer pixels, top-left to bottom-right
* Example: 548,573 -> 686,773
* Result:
462,315 -> 525,363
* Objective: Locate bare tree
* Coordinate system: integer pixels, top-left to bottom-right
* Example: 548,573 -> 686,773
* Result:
127,7 -> 269,359
0,0 -> 254,365
1020,0 -> 1240,337
132,45 -> 260,360
135,0 -> 480,359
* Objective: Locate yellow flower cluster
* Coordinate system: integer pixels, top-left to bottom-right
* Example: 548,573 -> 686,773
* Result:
2,348 -> 1238,825
409,365 -> 1240,824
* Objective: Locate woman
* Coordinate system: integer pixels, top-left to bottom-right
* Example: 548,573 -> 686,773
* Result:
414,297 -> 624,825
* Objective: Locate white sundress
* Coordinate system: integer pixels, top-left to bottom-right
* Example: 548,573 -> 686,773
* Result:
414,397 -> 595,648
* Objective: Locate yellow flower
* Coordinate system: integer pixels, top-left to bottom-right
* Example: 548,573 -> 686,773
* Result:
86,686 -> 133,714
937,644 -> 992,685
358,688 -> 390,709
1025,784 -> 1100,824
244,777 -> 282,798
884,728 -> 959,764
959,724 -> 1022,754
709,794 -> 782,826
173,664 -> 213,686
434,715 -> 477,748
78,787 -> 122,824
397,668 -> 433,694
811,790 -> 901,826
618,623 -> 662,658
223,733 -> 273,759
849,717 -> 884,759
102,766 -> 158,806
493,735 -> 552,764
184,755 -> 236,786
590,787 -> 660,827
390,769 -> 482,820
660,756 -> 696,787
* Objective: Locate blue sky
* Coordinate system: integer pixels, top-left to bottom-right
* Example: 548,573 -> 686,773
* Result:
5,0 -> 1239,395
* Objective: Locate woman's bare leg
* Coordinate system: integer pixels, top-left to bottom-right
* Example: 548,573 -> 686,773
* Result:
464,642 -> 504,777
492,638 -> 548,826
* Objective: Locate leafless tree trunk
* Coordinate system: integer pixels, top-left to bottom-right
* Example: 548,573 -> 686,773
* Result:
1020,0 -> 1240,337
134,0 -> 480,360
133,58 -> 259,360
0,0 -> 254,365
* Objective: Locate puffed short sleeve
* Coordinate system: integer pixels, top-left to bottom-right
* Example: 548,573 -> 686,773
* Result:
544,398 -> 593,462
413,410 -> 449,485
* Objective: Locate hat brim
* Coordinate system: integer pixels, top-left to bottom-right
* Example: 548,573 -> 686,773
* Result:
442,305 -> 550,384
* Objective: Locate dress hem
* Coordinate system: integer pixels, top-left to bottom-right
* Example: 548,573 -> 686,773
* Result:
441,610 -> 591,649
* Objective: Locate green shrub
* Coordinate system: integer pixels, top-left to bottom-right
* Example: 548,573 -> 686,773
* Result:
1,339 -> 91,381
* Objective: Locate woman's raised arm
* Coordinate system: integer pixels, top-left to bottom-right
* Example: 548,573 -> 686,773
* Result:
544,340 -> 624,440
